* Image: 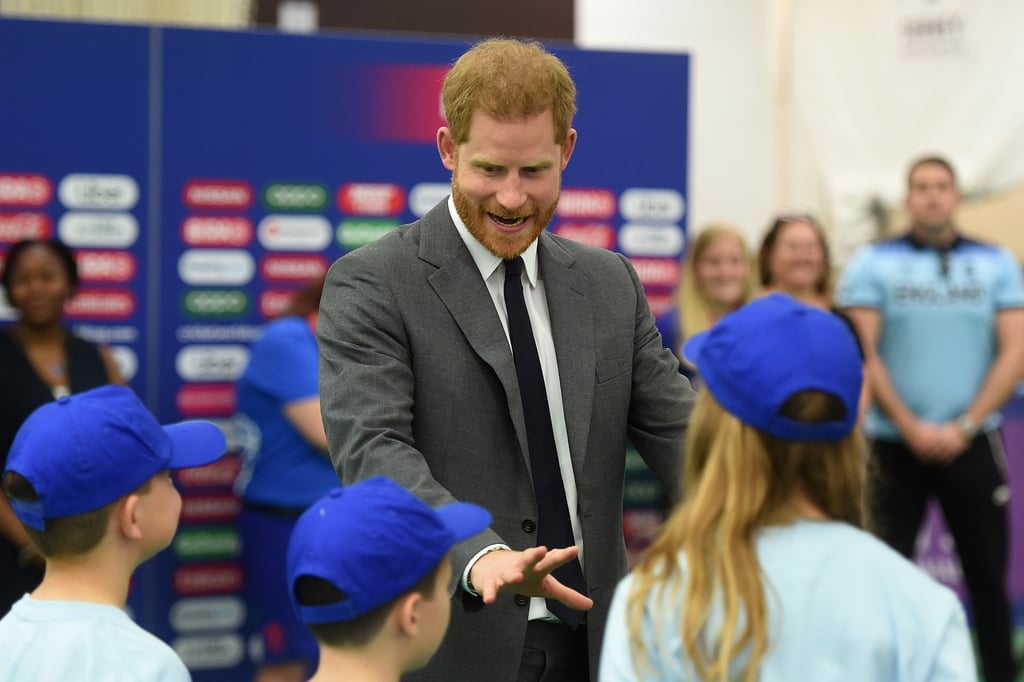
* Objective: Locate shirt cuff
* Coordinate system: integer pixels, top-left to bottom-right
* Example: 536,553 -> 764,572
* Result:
462,543 -> 512,596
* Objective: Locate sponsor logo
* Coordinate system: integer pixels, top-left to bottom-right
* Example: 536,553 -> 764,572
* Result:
178,249 -> 255,286
173,633 -> 245,670
174,527 -> 242,561
0,174 -> 52,207
259,254 -> 327,283
176,324 -> 262,343
551,223 -> 616,250
181,216 -> 253,247
109,345 -> 139,381
179,494 -> 241,523
183,180 -> 253,209
618,224 -> 685,257
0,212 -> 52,242
257,214 -> 331,251
262,183 -> 328,211
176,453 -> 242,488
259,289 -> 298,319
557,188 -> 617,219
336,219 -> 398,250
629,258 -> 680,289
75,250 -> 137,282
645,291 -> 675,318
176,345 -> 249,382
64,289 -> 136,320
176,383 -> 236,417
408,183 -> 450,217
619,188 -> 686,222
58,174 -> 139,210
70,323 -> 139,344
170,597 -> 246,633
59,212 -> 138,248
173,563 -> 244,596
183,289 -> 249,317
336,182 -> 405,216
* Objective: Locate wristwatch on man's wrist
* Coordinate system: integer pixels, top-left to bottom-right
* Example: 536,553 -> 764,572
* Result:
955,414 -> 980,441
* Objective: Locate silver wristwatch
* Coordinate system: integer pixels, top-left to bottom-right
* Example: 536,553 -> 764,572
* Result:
955,414 -> 980,441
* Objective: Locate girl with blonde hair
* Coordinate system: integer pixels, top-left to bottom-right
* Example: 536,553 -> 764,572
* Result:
600,294 -> 976,681
665,224 -> 754,366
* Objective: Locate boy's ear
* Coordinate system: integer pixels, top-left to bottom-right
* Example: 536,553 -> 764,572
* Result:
115,494 -> 143,541
393,591 -> 423,637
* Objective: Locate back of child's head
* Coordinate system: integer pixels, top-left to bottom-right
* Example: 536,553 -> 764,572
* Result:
2,385 -> 227,558
681,293 -> 867,525
286,477 -> 491,651
628,294 -> 868,681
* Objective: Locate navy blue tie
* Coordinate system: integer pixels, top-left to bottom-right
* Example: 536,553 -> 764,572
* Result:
503,257 -> 587,628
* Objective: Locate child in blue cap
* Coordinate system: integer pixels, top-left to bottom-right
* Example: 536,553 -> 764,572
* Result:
286,476 -> 491,682
599,294 -> 977,681
0,385 -> 227,681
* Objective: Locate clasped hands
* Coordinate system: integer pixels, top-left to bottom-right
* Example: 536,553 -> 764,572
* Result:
468,545 -> 594,612
904,419 -> 970,463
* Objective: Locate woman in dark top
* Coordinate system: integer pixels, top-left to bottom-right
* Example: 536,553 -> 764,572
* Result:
0,239 -> 122,615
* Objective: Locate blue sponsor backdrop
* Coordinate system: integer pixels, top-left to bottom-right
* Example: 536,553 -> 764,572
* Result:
0,17 -> 689,680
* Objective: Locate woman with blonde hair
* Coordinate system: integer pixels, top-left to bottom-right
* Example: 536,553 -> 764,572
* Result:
600,294 -> 975,681
663,224 -> 754,366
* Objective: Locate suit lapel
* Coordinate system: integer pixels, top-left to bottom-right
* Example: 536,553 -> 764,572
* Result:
420,202 -> 531,463
539,234 -> 595,470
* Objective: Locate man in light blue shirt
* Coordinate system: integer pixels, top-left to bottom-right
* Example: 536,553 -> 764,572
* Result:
837,155 -> 1024,682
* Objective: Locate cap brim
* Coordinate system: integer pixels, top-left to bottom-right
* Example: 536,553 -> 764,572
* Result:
435,501 -> 492,542
162,421 -> 228,470
682,328 -> 710,369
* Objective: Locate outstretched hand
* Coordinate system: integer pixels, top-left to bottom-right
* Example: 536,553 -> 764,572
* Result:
469,546 -> 594,612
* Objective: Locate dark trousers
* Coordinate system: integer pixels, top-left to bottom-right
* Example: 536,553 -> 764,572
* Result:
517,621 -> 590,682
870,433 -> 1015,682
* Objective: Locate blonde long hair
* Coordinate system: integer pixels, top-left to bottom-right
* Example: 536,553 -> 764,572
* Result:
677,225 -> 756,347
626,391 -> 866,681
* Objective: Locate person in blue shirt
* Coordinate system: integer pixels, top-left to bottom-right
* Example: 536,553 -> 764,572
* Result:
599,294 -> 976,681
837,155 -> 1024,682
234,277 -> 339,682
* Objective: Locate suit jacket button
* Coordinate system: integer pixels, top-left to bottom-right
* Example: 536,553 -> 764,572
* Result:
514,594 -> 529,607
521,519 -> 537,533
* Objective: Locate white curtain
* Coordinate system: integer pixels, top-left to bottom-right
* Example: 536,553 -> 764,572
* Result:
780,0 -> 1024,263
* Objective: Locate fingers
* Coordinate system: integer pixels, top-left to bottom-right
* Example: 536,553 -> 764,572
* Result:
526,545 -> 579,574
541,574 -> 594,611
469,545 -> 593,612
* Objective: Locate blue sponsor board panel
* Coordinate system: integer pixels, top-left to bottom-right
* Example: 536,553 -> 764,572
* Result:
0,18 -> 150,396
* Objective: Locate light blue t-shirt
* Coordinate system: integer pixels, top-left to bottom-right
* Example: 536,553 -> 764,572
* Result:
234,316 -> 337,507
600,520 -> 976,682
0,595 -> 190,681
836,234 -> 1024,440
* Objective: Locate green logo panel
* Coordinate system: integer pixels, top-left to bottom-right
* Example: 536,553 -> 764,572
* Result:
337,219 -> 400,250
183,289 -> 249,317
262,183 -> 328,211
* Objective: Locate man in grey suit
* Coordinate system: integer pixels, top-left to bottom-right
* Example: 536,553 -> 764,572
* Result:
318,38 -> 694,681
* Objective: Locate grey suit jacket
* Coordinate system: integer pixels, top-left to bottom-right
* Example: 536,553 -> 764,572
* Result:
318,200 -> 694,681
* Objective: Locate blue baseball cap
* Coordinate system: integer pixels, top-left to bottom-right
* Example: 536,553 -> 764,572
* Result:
5,385 -> 227,530
683,293 -> 863,441
287,477 -> 492,624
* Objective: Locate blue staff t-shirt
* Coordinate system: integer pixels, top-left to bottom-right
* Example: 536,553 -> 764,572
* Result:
234,316 -> 338,508
837,234 -> 1024,440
